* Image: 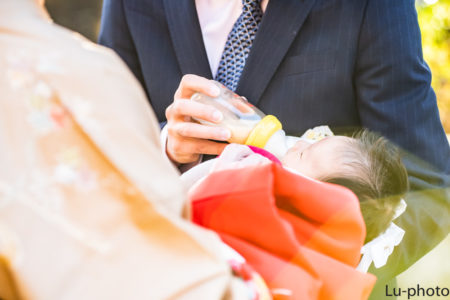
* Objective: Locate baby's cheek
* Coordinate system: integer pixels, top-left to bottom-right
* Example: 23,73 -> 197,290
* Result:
281,153 -> 300,170
280,153 -> 292,167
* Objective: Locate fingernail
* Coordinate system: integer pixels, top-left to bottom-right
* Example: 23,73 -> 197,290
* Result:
212,110 -> 223,122
220,128 -> 231,140
210,85 -> 221,97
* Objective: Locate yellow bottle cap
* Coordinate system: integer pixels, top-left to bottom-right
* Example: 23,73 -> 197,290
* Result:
245,115 -> 282,148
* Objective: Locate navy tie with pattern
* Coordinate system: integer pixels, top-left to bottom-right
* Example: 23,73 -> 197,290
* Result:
215,0 -> 263,91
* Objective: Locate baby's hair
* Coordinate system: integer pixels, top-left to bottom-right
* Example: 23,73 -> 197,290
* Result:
321,129 -> 409,243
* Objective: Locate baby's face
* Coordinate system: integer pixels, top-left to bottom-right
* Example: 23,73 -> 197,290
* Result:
281,136 -> 354,179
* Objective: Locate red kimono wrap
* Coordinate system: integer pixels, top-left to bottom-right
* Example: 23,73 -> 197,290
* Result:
189,163 -> 376,300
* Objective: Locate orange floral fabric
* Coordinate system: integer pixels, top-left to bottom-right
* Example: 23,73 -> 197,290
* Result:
190,163 -> 376,300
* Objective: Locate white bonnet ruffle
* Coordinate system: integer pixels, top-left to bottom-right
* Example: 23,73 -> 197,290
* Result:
357,199 -> 407,272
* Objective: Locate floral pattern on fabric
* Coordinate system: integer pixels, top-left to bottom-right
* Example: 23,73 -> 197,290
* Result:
26,81 -> 71,134
221,244 -> 272,300
4,49 -> 101,198
53,148 -> 98,191
6,51 -> 70,135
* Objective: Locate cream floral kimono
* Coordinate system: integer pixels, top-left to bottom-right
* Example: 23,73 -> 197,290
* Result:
0,1 -> 250,299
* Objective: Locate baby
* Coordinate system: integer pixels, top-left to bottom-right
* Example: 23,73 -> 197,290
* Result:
282,129 -> 409,242
183,128 -> 409,243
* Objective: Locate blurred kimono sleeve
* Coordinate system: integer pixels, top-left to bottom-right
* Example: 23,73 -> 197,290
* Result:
0,2 -> 247,299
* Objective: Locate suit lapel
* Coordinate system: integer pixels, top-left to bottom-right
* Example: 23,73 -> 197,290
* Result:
164,0 -> 212,79
236,0 -> 317,105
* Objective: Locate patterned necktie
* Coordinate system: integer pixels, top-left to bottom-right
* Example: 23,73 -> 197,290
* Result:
215,0 -> 263,91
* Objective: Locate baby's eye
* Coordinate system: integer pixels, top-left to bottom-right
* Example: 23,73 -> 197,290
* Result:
300,151 -> 304,159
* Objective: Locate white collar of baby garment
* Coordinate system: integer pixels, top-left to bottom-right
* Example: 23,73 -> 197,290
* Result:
357,199 -> 407,272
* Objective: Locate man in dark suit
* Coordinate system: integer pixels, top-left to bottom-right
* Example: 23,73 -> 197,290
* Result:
99,0 -> 449,297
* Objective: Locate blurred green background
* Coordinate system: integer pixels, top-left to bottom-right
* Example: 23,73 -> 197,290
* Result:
45,0 -> 450,133
417,0 -> 450,133
45,0 -> 103,42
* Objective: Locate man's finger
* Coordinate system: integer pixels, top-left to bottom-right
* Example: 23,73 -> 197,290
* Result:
189,138 -> 228,156
168,99 -> 224,123
173,122 -> 231,141
175,74 -> 220,99
169,138 -> 228,159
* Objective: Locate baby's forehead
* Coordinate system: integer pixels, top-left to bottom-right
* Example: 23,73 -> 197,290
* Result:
315,136 -> 361,162
320,135 -> 355,149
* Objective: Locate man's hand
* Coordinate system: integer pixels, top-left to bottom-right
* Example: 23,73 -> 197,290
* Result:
165,74 -> 231,164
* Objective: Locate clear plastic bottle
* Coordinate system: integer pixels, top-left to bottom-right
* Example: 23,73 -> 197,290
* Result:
191,82 -> 296,158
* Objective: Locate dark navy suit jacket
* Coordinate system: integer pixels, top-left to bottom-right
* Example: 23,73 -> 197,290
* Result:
99,0 -> 449,293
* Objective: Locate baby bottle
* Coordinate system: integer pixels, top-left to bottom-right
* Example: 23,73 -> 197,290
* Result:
191,82 -> 297,159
